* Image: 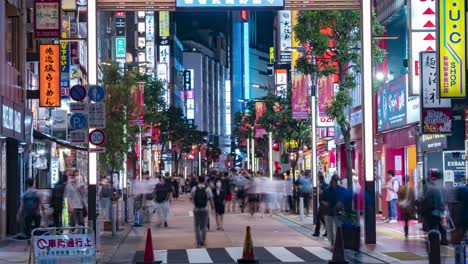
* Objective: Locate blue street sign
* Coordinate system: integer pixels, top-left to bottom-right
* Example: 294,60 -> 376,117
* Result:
69,85 -> 87,101
88,85 -> 106,102
69,113 -> 87,130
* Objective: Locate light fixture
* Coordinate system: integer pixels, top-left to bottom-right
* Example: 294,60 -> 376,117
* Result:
0,136 -> 6,139
285,46 -> 307,53
375,72 -> 385,81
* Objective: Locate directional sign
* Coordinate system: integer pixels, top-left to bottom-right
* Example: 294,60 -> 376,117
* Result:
69,85 -> 87,101
69,113 -> 87,130
88,103 -> 106,128
70,102 -> 87,112
70,130 -> 88,144
89,129 -> 106,146
89,147 -> 106,153
88,85 -> 106,102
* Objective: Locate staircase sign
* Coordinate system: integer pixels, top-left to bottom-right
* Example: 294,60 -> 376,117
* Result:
89,129 -> 106,146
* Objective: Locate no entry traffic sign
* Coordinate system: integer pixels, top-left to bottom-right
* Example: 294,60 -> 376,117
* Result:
89,129 -> 106,146
70,85 -> 87,101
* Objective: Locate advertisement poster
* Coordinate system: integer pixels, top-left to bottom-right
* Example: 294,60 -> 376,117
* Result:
39,44 -> 61,107
377,76 -> 406,132
34,0 -> 60,38
291,74 -> 310,120
255,101 -> 267,137
443,151 -> 467,187
438,0 -> 466,98
422,108 -> 452,134
317,75 -> 334,127
130,83 -> 144,125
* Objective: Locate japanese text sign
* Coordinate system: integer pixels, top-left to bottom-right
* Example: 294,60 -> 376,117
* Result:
423,108 -> 452,134
40,44 -> 61,107
34,0 -> 60,38
420,52 -> 451,108
438,0 -> 466,98
60,40 -> 70,99
159,11 -> 170,37
279,11 -> 292,62
33,234 -> 95,259
292,74 -> 310,120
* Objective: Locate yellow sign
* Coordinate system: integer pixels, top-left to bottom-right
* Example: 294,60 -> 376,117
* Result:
269,47 -> 274,63
40,44 -> 61,107
438,0 -> 466,98
159,11 -> 170,37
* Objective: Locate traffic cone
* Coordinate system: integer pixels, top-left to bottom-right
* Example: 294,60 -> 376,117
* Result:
136,228 -> 161,264
237,226 -> 259,263
328,226 -> 348,264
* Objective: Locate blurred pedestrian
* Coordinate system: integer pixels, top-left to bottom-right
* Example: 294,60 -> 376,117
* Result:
384,170 -> 399,224
398,185 -> 416,239
212,179 -> 226,230
284,171 -> 293,212
190,176 -> 214,247
51,172 -> 68,227
99,177 -> 111,220
154,177 -> 170,228
322,175 -> 345,247
297,171 -> 312,216
421,178 -> 448,245
173,177 -> 180,199
65,170 -> 87,227
313,172 -> 328,237
17,178 -> 41,240
222,172 -> 232,213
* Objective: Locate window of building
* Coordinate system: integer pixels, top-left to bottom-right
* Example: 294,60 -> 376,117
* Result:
6,16 -> 20,69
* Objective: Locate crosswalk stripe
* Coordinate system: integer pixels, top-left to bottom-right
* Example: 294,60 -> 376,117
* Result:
303,247 -> 332,261
225,247 -> 243,261
154,250 -> 168,264
265,247 -> 304,262
187,248 -> 213,263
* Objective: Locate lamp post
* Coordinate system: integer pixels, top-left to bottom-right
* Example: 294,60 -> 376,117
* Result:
269,131 -> 273,181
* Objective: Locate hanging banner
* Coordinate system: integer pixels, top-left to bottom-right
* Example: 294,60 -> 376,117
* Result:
421,52 -> 451,108
422,108 -> 452,134
438,0 -> 466,98
130,83 -> 145,125
39,44 -> 61,107
34,0 -> 60,38
275,69 -> 288,97
292,74 -> 310,120
59,40 -> 70,99
278,11 -> 292,62
255,101 -> 267,137
317,75 -> 335,127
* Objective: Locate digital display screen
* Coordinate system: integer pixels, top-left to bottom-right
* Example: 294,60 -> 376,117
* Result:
176,0 -> 284,8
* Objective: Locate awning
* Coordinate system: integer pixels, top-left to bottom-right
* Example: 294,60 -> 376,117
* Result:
33,130 -> 88,151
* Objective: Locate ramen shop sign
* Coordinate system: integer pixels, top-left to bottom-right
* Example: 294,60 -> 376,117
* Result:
39,44 -> 61,107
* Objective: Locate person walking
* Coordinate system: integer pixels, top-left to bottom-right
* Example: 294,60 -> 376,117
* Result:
384,170 -> 399,224
212,179 -> 226,230
65,170 -> 87,227
322,175 -> 345,247
284,171 -> 293,212
154,177 -> 171,227
99,177 -> 111,220
222,172 -> 232,213
313,172 -> 328,237
173,177 -> 180,200
190,176 -> 214,248
398,185 -> 415,239
297,171 -> 312,216
51,173 -> 68,227
17,178 -> 41,240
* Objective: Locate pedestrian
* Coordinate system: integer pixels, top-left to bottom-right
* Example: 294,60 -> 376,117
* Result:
398,184 -> 416,239
222,172 -> 232,213
190,176 -> 214,248
322,175 -> 345,247
212,179 -> 226,230
384,170 -> 399,223
165,174 -> 174,202
99,177 -> 111,220
173,177 -> 180,199
154,177 -> 170,227
421,178 -> 448,245
297,171 -> 312,216
51,172 -> 68,227
313,172 -> 328,237
17,178 -> 41,240
65,170 -> 87,227
144,176 -> 155,217
284,171 -> 293,212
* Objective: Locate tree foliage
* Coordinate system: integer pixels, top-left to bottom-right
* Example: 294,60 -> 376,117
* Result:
294,10 -> 385,188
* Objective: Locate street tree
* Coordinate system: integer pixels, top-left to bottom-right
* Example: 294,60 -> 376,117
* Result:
294,10 -> 384,188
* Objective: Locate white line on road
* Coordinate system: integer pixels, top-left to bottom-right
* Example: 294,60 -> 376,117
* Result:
225,247 -> 243,261
303,246 -> 333,260
187,248 -> 213,263
265,247 -> 305,262
154,250 -> 168,263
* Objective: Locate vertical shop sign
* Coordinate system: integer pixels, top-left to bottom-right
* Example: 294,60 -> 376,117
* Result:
60,40 -> 70,99
291,74 -> 310,120
146,12 -> 155,70
34,0 -> 60,38
317,75 -> 335,127
115,38 -> 126,58
438,0 -> 466,98
115,12 -> 126,37
255,101 -> 267,137
275,69 -> 288,97
421,52 -> 451,108
409,0 -> 437,95
159,11 -> 171,83
278,11 -> 291,62
130,83 -> 145,125
39,44 -> 61,107
159,11 -> 170,37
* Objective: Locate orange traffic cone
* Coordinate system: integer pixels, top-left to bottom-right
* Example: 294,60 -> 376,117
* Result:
328,226 -> 348,264
237,226 -> 259,263
136,228 -> 161,264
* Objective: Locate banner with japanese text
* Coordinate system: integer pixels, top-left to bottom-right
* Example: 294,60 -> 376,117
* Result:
39,44 -> 60,107
34,0 -> 60,38
255,101 -> 267,138
317,75 -> 334,127
291,74 -> 310,120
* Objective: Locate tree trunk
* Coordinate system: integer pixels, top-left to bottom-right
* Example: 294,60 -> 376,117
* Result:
342,128 -> 353,189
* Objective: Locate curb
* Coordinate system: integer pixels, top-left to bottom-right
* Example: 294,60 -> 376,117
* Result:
97,224 -> 134,263
274,213 -> 399,264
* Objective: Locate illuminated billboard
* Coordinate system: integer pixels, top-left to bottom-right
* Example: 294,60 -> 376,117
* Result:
176,0 -> 283,8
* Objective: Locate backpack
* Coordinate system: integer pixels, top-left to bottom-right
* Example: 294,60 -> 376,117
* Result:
194,186 -> 208,208
392,178 -> 400,193
51,183 -> 65,210
155,185 -> 167,203
23,190 -> 40,216
101,184 -> 111,198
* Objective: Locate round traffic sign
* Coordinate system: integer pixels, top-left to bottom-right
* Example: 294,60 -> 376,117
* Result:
69,85 -> 87,101
88,85 -> 106,102
69,113 -> 87,130
89,129 -> 106,146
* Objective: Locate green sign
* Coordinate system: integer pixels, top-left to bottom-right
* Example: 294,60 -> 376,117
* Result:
116,38 -> 126,58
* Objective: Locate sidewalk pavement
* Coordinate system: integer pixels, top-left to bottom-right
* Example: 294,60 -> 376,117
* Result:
276,212 -> 461,264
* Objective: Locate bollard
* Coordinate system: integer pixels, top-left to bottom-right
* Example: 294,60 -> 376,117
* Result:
299,197 -> 304,221
454,243 -> 465,264
428,229 -> 441,264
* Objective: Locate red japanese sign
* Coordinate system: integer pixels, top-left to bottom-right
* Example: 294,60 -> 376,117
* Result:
422,108 -> 452,134
34,234 -> 95,259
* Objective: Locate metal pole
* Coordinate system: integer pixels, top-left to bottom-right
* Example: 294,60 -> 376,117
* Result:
198,148 -> 202,176
269,131 -> 273,180
247,136 -> 250,170
251,129 -> 255,173
362,0 -> 376,244
311,84 -> 318,221
139,125 -> 142,181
